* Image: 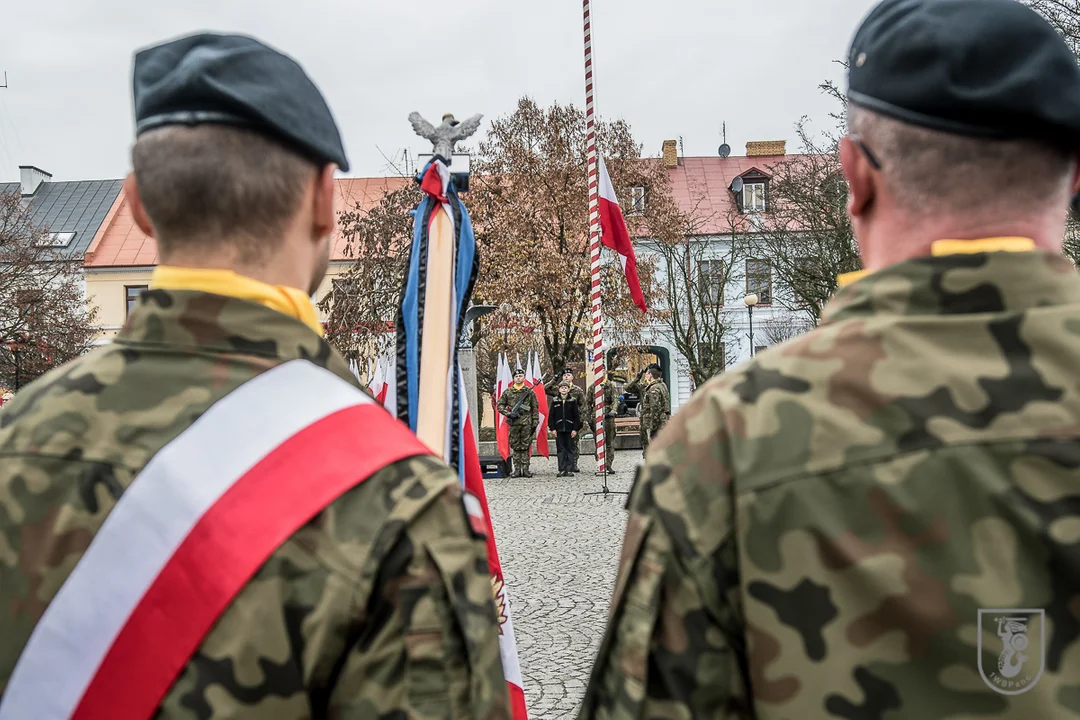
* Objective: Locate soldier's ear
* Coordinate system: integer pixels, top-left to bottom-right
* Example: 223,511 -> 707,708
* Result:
124,173 -> 155,239
311,164 -> 338,240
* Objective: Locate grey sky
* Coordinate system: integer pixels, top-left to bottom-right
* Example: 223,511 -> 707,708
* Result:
0,0 -> 879,183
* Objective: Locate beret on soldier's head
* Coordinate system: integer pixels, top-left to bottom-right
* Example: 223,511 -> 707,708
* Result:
132,33 -> 349,170
847,0 -> 1080,148
646,364 -> 662,375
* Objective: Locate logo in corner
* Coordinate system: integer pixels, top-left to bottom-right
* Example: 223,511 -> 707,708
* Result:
978,608 -> 1045,695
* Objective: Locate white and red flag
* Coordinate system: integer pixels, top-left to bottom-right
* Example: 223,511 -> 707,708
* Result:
367,356 -> 389,405
494,353 -> 512,462
528,352 -> 549,457
598,155 -> 647,313
0,361 -> 430,720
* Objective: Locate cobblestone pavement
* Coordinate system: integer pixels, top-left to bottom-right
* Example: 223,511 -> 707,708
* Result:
485,452 -> 641,720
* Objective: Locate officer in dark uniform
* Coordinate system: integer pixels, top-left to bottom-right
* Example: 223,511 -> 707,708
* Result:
582,0 -> 1080,717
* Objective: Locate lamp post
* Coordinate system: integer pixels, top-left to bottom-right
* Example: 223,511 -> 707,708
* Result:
460,304 -> 497,443
6,332 -> 27,391
743,293 -> 759,358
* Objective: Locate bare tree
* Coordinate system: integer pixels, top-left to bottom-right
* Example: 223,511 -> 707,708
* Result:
759,314 -> 815,347
0,191 -> 99,389
1025,0 -> 1080,54
325,97 -> 677,379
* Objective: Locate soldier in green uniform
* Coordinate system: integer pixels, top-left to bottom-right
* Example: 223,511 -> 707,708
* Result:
625,364 -> 669,452
0,34 -> 508,718
601,378 -> 619,471
582,1 -> 1080,717
498,367 -> 539,477
547,368 -> 589,471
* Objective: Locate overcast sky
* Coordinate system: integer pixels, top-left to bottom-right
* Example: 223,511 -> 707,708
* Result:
0,0 -> 879,183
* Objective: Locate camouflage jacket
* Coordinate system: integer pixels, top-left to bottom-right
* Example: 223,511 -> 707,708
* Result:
603,382 -> 619,419
498,384 -> 539,428
0,290 -> 509,719
580,250 -> 1080,719
546,379 -> 587,409
638,379 -> 669,434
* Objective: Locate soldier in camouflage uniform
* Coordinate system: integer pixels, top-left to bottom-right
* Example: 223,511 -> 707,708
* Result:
581,1 -> 1080,717
626,364 -> 669,452
498,367 -> 539,478
0,34 -> 508,718
547,368 -> 589,471
601,379 -> 619,471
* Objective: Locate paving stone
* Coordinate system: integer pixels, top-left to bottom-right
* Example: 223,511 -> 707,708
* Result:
486,453 -> 639,719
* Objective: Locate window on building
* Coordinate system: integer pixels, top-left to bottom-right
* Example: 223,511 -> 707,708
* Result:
37,231 -> 76,247
746,259 -> 772,304
698,259 -> 725,306
701,340 -> 726,374
743,183 -> 766,212
125,285 -> 148,317
793,256 -> 815,307
629,186 -> 647,214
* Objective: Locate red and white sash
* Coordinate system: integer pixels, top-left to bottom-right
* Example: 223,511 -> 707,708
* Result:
0,360 -> 430,720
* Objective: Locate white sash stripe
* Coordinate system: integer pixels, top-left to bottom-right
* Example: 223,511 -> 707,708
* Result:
0,360 -> 370,720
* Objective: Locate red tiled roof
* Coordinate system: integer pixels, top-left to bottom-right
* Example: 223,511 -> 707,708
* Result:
666,155 -> 797,236
84,157 -> 800,268
84,176 -> 411,267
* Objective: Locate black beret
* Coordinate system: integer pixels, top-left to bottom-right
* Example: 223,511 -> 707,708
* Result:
133,33 -> 349,171
646,364 -> 662,375
848,0 -> 1080,148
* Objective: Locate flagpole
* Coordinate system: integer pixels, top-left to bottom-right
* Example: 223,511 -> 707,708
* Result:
583,0 -> 608,480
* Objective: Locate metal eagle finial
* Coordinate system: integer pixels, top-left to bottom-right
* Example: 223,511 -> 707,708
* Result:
409,111 -> 483,162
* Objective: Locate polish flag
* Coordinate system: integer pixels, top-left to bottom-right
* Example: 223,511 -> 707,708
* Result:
528,353 -> 549,458
494,353 -> 511,462
367,357 -> 389,406
598,155 -> 647,313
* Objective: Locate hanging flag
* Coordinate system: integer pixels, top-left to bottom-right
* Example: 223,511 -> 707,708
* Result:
529,353 -> 549,458
366,357 -> 384,402
598,155 -> 647,313
349,358 -> 362,384
380,351 -> 397,415
392,156 -> 527,719
495,353 -> 512,462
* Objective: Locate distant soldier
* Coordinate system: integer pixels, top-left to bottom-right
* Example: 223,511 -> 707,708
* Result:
601,378 -> 619,471
0,33 -> 508,719
581,0 -> 1080,716
499,366 -> 539,477
626,364 -> 669,452
546,368 -> 588,471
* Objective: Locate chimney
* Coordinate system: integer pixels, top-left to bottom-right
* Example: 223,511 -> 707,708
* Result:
19,166 -> 52,196
662,140 -> 679,168
745,141 -> 786,157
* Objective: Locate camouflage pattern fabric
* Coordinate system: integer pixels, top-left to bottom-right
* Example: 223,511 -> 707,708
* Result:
0,290 -> 510,719
548,379 -> 589,462
632,378 -> 669,452
580,250 -> 1080,719
499,383 -> 538,476
603,381 -> 619,471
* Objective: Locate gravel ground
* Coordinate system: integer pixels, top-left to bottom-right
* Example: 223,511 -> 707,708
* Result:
484,453 -> 640,719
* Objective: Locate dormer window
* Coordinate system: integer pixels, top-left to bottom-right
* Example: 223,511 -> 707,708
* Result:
734,168 -> 770,214
629,186 -> 646,214
743,183 -> 766,212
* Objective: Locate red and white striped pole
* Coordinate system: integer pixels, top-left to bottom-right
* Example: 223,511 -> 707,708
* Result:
583,0 -> 607,475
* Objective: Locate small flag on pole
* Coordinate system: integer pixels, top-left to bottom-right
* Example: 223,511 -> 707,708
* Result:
529,353 -> 549,458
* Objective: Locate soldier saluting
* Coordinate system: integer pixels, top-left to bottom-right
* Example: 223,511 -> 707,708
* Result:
498,366 -> 540,478
0,34 -> 508,719
583,0 -> 1080,716
625,363 -> 669,453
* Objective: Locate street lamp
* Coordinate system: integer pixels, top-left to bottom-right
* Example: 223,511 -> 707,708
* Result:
6,332 -> 27,391
743,293 -> 759,357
